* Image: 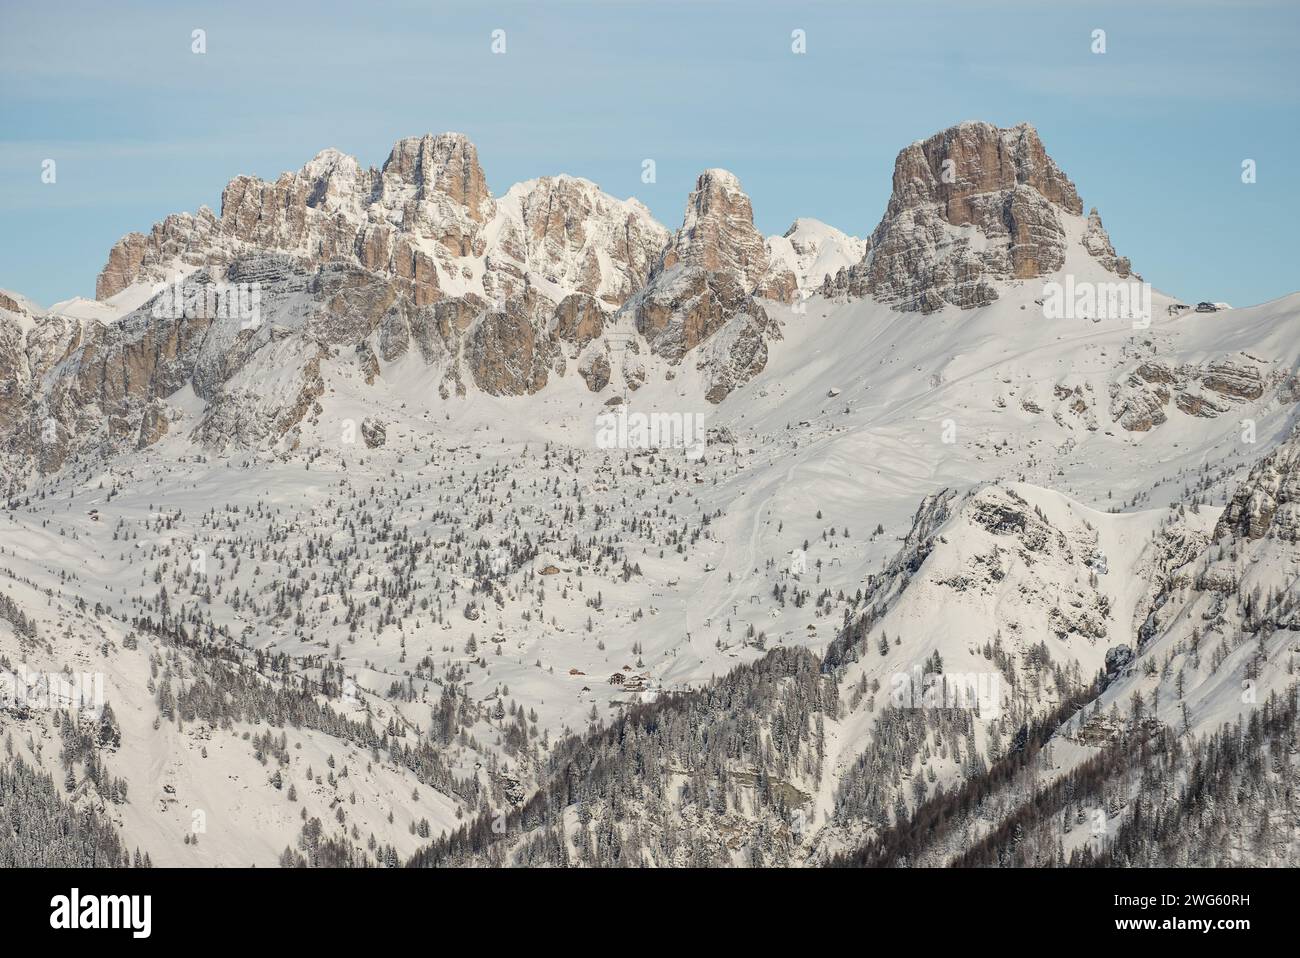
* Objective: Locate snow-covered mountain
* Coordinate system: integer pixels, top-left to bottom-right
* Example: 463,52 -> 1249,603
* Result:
2,121 -> 1298,868
767,218 -> 867,293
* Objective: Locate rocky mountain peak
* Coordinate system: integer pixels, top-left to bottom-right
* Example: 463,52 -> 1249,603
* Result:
495,175 -> 669,306
612,168 -> 796,405
298,148 -> 366,211
381,132 -> 491,221
658,169 -> 775,293
833,121 -> 1131,313
300,147 -> 362,183
767,218 -> 866,293
884,120 -> 1081,222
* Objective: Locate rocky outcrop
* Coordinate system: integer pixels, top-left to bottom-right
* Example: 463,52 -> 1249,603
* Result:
193,331 -> 327,451
493,177 -> 668,306
468,298 -> 556,397
830,122 -> 1133,313
578,351 -> 611,392
1114,387 -> 1170,432
1111,354 -> 1269,432
1104,644 -> 1135,678
889,122 -> 1081,218
700,311 -> 779,404
1215,424 -> 1300,542
551,293 -> 608,351
382,134 -> 491,222
633,268 -> 753,361
360,417 -> 387,449
1081,208 -> 1134,278
0,299 -> 35,446
609,169 -> 790,403
1201,360 -> 1264,401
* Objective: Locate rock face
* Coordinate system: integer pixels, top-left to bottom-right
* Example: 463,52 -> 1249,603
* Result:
551,293 -> 607,350
469,299 -> 555,397
829,122 -> 1132,313
360,417 -> 387,449
1081,208 -> 1133,278
382,134 -> 491,221
1215,424 -> 1300,542
1104,644 -> 1135,677
1110,354 -> 1269,432
0,295 -> 36,450
633,268 -> 756,361
606,168 -> 791,403
657,169 -> 793,302
492,177 -> 668,307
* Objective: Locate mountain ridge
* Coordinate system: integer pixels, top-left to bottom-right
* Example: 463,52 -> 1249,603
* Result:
0,120 -> 1154,479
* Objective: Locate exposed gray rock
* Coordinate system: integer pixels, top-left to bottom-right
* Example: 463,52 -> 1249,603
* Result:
360,417 -> 387,449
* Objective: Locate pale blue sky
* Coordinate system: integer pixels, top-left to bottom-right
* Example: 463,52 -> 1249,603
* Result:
1,0 -> 1297,307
